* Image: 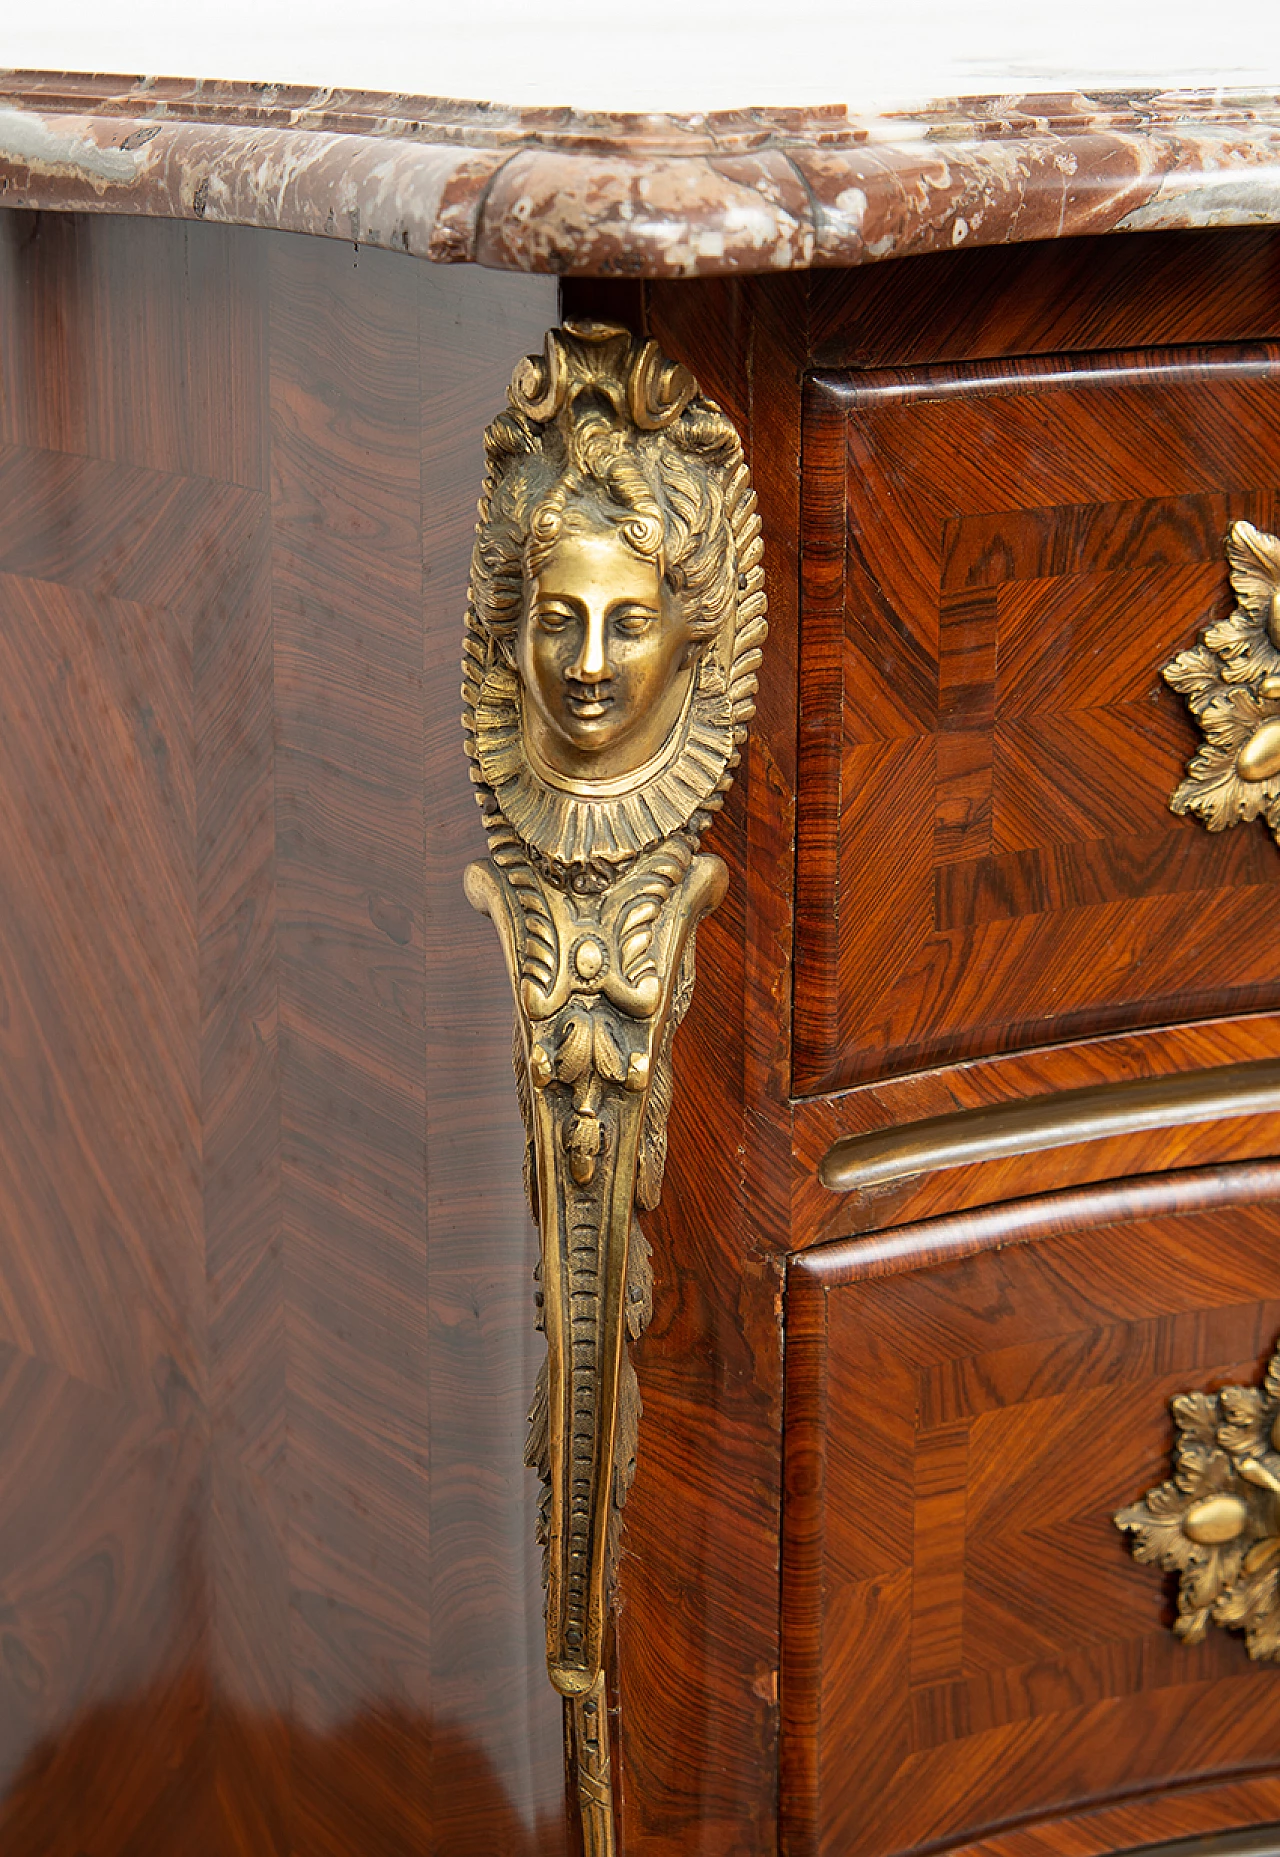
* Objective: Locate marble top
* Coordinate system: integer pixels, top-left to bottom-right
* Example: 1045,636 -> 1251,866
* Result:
1,68 -> 1280,277
5,3 -> 1280,114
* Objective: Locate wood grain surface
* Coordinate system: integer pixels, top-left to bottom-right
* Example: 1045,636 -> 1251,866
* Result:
795,344 -> 1280,1096
784,1162 -> 1280,1857
0,209 -> 563,1854
588,273 -> 805,1857
2,210 -> 1280,1857
940,1782 -> 1280,1857
588,230 -> 1280,1856
808,227 -> 1280,374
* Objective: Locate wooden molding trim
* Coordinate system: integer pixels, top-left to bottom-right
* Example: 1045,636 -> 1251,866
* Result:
931,1783 -> 1280,1857
796,1156 -> 1280,1287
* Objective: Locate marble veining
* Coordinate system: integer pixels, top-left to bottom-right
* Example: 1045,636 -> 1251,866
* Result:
2,72 -> 1280,276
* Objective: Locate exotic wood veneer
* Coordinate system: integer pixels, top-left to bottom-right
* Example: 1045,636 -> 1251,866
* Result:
0,69 -> 1279,1857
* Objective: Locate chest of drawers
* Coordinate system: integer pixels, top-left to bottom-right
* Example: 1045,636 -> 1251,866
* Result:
1,71 -> 1280,1857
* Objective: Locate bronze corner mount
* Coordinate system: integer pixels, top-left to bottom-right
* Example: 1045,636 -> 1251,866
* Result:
460,321 -> 767,1850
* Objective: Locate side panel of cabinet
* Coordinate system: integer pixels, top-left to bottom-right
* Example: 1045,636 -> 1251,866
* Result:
0,210 -> 564,1855
783,1163 -> 1280,1857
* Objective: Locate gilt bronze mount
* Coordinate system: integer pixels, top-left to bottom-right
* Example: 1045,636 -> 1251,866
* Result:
461,322 -> 767,1851
1116,1340 -> 1280,1660
1164,519 -> 1280,845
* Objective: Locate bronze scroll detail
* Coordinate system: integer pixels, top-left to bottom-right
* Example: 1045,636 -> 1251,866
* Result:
461,322 -> 767,1849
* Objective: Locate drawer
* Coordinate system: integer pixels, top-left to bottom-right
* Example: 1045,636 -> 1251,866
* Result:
784,1163 -> 1280,1857
795,346 -> 1280,1096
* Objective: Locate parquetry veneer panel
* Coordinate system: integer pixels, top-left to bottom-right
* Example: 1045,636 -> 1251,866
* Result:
784,1163 -> 1280,1857
0,210 -> 564,1855
3,193 -> 1280,1857
795,348 -> 1280,1096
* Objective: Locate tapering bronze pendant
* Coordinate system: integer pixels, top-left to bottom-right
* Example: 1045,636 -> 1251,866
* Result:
461,323 -> 767,1848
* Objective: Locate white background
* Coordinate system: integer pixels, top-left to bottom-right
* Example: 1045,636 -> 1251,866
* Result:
2,0 -> 1279,115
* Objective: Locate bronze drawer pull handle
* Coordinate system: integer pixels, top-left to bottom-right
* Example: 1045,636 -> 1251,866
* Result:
461,322 -> 767,1852
819,1058 -> 1280,1194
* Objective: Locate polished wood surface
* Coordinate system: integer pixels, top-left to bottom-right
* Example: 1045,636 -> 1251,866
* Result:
636,235 -> 1280,1153
942,1784 -> 1280,1857
776,237 -> 1280,1855
0,209 -> 563,1853
808,227 -> 1280,372
792,1011 -> 1280,1243
582,273 -> 806,1857
566,234 -> 1280,1855
784,1162 -> 1280,1857
1,213 -> 1279,1855
795,344 -> 1280,1096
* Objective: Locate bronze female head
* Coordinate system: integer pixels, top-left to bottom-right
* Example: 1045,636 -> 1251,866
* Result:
463,323 -> 765,877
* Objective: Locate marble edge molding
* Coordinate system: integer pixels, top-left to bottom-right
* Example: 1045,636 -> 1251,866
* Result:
2,70 -> 1280,276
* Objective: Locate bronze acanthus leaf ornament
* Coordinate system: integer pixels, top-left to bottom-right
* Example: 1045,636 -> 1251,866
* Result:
460,322 -> 767,1853
1163,519 -> 1280,845
1116,1338 -> 1280,1660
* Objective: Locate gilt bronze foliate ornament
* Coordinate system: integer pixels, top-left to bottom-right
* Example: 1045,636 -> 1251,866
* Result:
1164,519 -> 1280,844
461,323 -> 767,1853
1116,1341 -> 1280,1660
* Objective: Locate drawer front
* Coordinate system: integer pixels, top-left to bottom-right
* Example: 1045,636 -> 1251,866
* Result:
796,347 -> 1280,1096
783,1164 -> 1280,1857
